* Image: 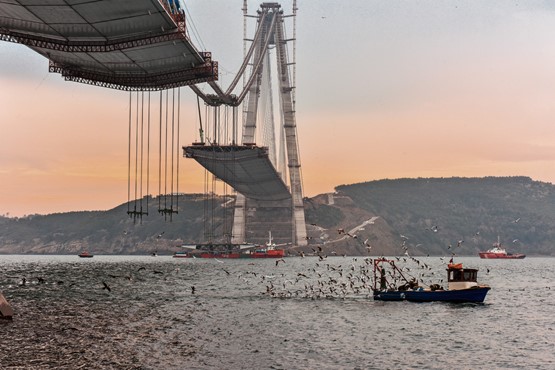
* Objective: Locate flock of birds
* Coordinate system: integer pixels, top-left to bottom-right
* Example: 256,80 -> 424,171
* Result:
246,256 -> 377,299
248,255 -> 456,300
242,216 -> 529,299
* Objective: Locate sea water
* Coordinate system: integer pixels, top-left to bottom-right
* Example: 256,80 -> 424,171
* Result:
0,255 -> 553,369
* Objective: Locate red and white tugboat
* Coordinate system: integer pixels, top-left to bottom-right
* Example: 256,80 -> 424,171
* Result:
249,232 -> 285,258
78,251 -> 94,258
479,237 -> 525,259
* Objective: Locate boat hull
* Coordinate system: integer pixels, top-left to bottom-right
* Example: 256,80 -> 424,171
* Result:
178,252 -> 284,259
78,252 -> 93,258
250,250 -> 285,258
374,287 -> 490,303
479,252 -> 525,259
199,253 -> 241,259
405,287 -> 490,303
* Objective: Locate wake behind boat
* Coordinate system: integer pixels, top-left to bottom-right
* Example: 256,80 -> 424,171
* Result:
373,258 -> 490,303
479,237 -> 525,259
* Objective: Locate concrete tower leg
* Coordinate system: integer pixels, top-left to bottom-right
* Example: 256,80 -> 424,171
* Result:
231,193 -> 246,244
275,13 -> 307,247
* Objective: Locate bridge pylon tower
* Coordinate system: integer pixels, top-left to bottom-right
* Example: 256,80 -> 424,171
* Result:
232,2 -> 306,247
185,2 -> 307,248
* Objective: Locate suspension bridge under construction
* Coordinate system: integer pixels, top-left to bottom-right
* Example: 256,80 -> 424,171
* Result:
0,0 -> 308,248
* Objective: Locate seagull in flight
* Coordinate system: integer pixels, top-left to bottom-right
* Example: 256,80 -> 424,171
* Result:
102,281 -> 111,292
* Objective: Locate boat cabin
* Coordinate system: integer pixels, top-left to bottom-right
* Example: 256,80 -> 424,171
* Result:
447,264 -> 479,290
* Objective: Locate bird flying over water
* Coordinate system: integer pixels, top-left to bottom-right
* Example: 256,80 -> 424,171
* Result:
102,281 -> 111,292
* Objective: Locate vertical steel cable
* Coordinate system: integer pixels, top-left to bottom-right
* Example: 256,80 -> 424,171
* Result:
176,88 -> 181,213
146,91 -> 151,215
134,92 -> 139,215
224,107 -> 230,242
164,89 -> 169,219
127,92 -> 132,215
140,91 -> 144,217
204,168 -> 208,241
211,174 -> 215,243
170,88 -> 175,219
158,91 -> 163,213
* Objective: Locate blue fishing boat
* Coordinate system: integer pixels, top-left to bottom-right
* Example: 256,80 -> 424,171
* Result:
403,286 -> 490,303
373,258 -> 490,303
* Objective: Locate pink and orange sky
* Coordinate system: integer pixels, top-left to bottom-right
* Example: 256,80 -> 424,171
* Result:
2,1 -> 555,217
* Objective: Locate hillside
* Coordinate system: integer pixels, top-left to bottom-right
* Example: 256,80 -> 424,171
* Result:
0,194 -> 233,255
1,177 -> 554,256
327,176 -> 555,256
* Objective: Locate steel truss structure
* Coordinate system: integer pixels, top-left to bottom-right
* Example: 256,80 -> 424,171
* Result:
0,0 -> 217,91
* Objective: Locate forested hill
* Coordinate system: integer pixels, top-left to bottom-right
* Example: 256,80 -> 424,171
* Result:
330,176 -> 555,256
1,177 -> 554,256
0,194 -> 218,255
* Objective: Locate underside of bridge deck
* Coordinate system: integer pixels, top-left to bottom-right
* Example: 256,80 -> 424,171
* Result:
183,144 -> 291,202
0,0 -> 217,90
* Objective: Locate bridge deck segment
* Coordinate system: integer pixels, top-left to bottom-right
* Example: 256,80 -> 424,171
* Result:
0,1 -> 217,90
184,145 -> 291,202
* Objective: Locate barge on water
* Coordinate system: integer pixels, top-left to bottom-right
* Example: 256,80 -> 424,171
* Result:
177,232 -> 286,259
178,243 -> 256,259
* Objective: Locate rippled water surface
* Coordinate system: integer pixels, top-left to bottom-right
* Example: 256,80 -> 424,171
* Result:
0,255 -> 554,369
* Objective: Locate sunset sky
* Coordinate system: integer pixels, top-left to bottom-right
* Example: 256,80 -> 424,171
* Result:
2,0 -> 555,217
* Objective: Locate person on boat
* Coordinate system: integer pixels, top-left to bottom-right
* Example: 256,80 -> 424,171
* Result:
429,284 -> 443,291
408,278 -> 419,290
379,268 -> 387,290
